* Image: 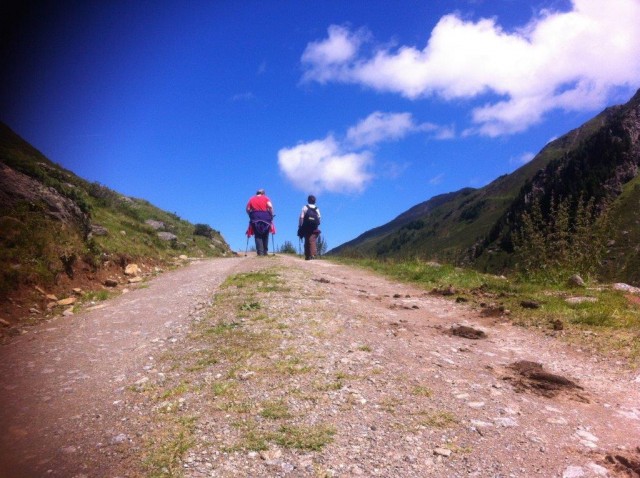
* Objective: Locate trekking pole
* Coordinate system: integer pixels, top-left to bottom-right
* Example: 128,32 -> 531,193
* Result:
271,234 -> 276,256
245,236 -> 249,256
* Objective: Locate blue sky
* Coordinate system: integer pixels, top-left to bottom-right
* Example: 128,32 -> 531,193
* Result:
2,0 -> 640,252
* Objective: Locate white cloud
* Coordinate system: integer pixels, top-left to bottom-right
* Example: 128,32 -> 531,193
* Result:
346,112 -> 415,147
509,152 -> 536,165
279,111 -> 451,193
347,111 -> 455,147
301,0 -> 640,136
429,173 -> 445,185
277,136 -> 372,193
301,25 -> 369,83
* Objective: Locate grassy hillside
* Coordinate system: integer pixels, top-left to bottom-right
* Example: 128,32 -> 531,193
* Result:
332,90 -> 640,284
0,122 -> 231,307
600,174 -> 640,284
334,109 -> 612,262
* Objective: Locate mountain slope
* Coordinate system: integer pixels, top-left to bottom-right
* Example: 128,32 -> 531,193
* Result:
331,188 -> 475,255
0,122 -> 231,316
332,89 -> 640,283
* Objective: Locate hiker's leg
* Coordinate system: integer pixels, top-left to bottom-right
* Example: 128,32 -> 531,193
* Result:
304,235 -> 311,259
264,233 -> 269,254
309,232 -> 319,258
254,235 -> 265,256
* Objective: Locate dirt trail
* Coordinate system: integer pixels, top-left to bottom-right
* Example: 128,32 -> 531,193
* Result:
0,258 -> 244,477
1,255 -> 639,477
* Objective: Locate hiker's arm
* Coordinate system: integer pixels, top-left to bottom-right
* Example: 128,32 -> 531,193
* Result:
267,201 -> 274,215
299,206 -> 306,226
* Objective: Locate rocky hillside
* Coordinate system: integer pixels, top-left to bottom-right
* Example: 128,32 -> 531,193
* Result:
332,89 -> 640,284
0,122 -> 231,323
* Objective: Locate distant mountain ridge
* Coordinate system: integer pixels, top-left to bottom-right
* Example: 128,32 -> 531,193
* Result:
334,188 -> 476,251
332,89 -> 640,285
0,123 -> 231,314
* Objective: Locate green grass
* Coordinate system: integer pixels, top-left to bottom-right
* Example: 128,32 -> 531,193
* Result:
211,380 -> 236,397
82,289 -> 112,302
273,355 -> 312,375
411,385 -> 433,397
240,301 -> 261,311
186,349 -> 219,371
415,410 -> 458,428
259,399 -> 292,420
1,123 -> 230,303
222,270 -> 287,292
273,424 -> 335,451
144,416 -> 197,477
159,382 -> 190,400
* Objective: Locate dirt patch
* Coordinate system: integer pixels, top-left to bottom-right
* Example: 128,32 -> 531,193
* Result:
625,294 -> 640,307
431,285 -> 456,296
502,360 -> 588,402
480,304 -> 508,317
0,257 -> 169,330
603,447 -> 640,477
449,325 -> 487,339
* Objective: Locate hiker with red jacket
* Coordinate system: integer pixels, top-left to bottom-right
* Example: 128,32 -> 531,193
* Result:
297,195 -> 321,260
246,189 -> 275,256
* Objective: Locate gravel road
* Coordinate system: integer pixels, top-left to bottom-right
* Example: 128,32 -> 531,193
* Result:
1,255 -> 639,477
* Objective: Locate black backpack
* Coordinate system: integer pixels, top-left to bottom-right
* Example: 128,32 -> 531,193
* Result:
301,206 -> 320,234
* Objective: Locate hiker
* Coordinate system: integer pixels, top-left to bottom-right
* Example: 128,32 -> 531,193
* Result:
297,195 -> 321,260
246,189 -> 275,256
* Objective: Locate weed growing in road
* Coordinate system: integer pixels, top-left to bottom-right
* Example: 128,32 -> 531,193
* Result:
273,355 -> 312,375
144,415 -> 197,477
259,399 -> 292,420
160,381 -> 190,400
222,270 -> 288,293
211,380 -> 236,397
274,424 -> 336,451
186,349 -> 219,371
411,385 -> 433,397
82,290 -> 111,302
240,301 -> 261,311
227,420 -> 335,452
416,410 -> 458,428
379,397 -> 402,413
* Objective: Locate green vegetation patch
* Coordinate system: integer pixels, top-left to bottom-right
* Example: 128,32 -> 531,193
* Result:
259,399 -> 292,420
273,424 -> 335,451
222,270 -> 289,293
415,410 -> 458,428
143,416 -> 197,477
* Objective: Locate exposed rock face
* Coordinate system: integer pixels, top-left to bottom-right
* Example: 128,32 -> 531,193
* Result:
0,163 -> 89,232
124,264 -> 140,276
145,219 -> 166,230
90,224 -> 109,236
157,232 -> 178,241
568,274 -> 585,287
